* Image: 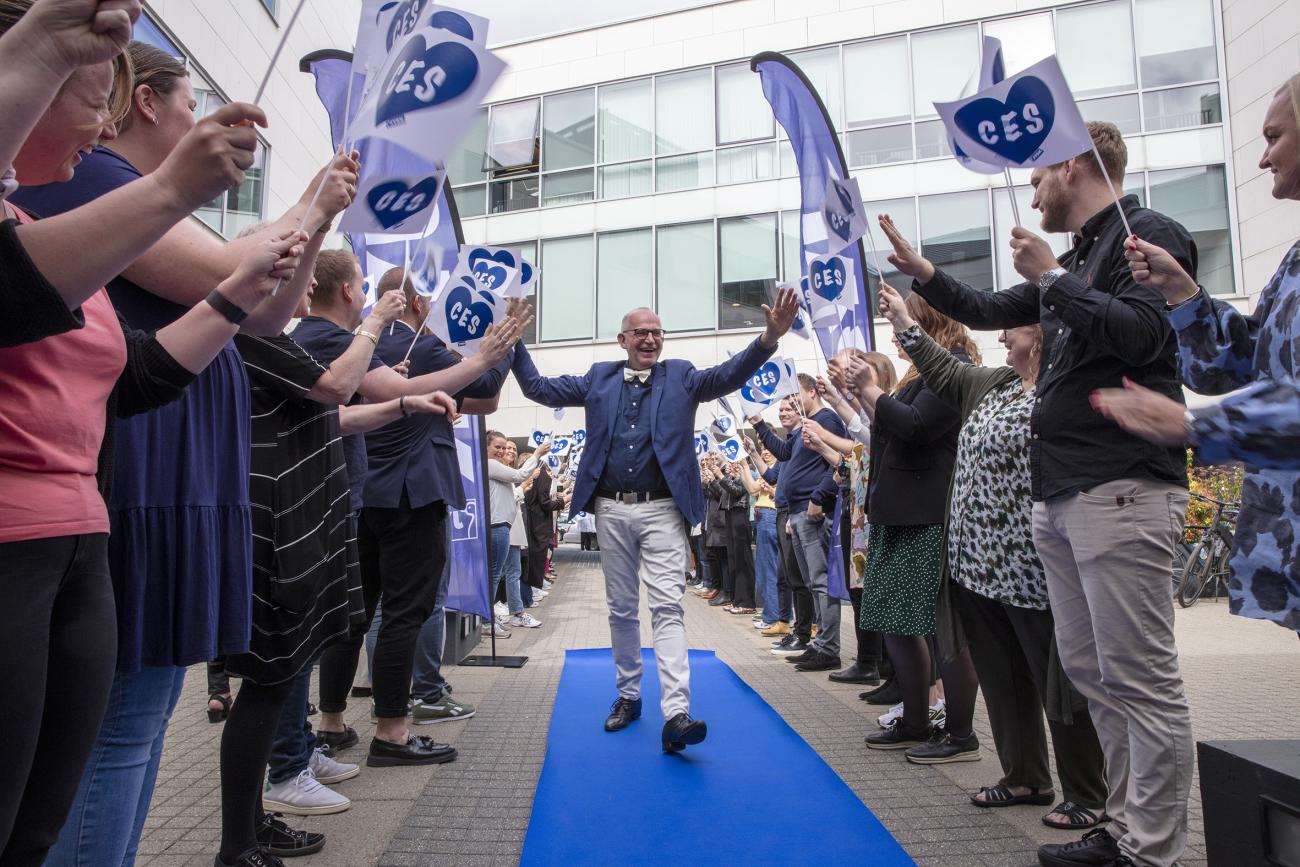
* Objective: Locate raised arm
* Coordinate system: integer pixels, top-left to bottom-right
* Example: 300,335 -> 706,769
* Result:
510,341 -> 592,407
304,290 -> 406,404
361,316 -> 524,402
685,285 -> 798,401
752,417 -> 794,462
337,392 -> 455,435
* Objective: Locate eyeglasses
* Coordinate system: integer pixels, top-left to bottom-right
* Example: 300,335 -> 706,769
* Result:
623,328 -> 665,341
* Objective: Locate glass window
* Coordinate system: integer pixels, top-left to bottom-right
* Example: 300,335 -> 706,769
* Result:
541,236 -> 593,341
447,108 -> 489,186
1143,84 -> 1221,132
656,68 -> 713,154
1123,172 -> 1146,207
779,138 -> 798,178
1135,0 -> 1217,87
911,25 -> 978,117
920,190 -> 993,292
513,242 -> 539,344
542,89 -> 594,171
489,176 -> 538,213
844,37 -> 910,127
716,63 -> 774,145
846,124 -> 912,167
860,197 -> 916,288
599,162 -> 652,199
719,214 -> 777,330
486,99 -> 539,171
134,14 -> 183,56
597,229 -> 652,339
1148,165 -> 1235,296
542,169 -> 593,207
715,142 -> 777,185
451,183 -> 486,219
599,79 -> 653,163
656,153 -> 713,192
992,185 -> 1070,292
790,47 -> 842,129
981,14 -> 1054,78
1078,94 -> 1141,135
657,223 -> 717,332
1056,1 -> 1136,98
914,120 -> 953,160
781,210 -> 802,283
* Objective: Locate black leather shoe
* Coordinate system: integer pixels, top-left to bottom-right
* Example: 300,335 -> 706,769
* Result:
829,662 -> 881,684
707,595 -> 733,607
604,696 -> 642,732
860,678 -> 902,705
795,651 -> 841,672
661,712 -> 707,753
366,734 -> 457,767
1037,828 -> 1122,867
784,647 -> 818,664
314,726 -> 358,753
256,813 -> 324,857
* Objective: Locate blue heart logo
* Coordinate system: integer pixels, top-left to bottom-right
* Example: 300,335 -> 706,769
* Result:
834,180 -> 855,215
810,257 -> 847,302
519,260 -> 534,285
531,430 -> 546,447
377,35 -> 479,126
719,439 -> 741,461
573,429 -> 586,445
552,437 -> 570,453
366,175 -> 439,230
444,279 -> 495,343
467,248 -> 517,291
715,416 -> 732,434
953,76 -> 1055,165
428,10 -> 475,40
382,0 -> 425,50
824,200 -> 852,243
749,361 -> 782,397
694,433 -> 710,456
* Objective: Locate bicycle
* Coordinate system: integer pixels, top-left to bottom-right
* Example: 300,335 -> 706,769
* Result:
1177,492 -> 1238,608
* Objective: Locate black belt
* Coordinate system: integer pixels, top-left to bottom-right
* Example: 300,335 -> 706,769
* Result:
595,487 -> 673,505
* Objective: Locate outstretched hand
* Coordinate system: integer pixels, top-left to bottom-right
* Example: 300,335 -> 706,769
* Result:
878,214 -> 934,284
876,281 -> 913,331
760,284 -> 800,348
220,230 -> 307,311
404,391 -> 460,423
1090,377 -> 1190,446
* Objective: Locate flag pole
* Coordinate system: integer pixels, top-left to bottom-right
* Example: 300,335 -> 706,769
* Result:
1002,168 -> 1022,228
1090,142 -> 1134,239
391,239 -> 411,335
253,0 -> 310,106
402,303 -> 436,365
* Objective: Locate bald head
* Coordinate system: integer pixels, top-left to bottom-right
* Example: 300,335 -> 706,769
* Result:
617,307 -> 665,370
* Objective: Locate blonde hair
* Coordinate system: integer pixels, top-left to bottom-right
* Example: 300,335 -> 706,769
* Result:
1282,74 -> 1300,140
118,42 -> 189,134
896,293 -> 981,392
863,351 -> 897,393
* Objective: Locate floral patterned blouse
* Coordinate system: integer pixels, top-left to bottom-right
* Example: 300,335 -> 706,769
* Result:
947,378 -> 1049,610
846,443 -> 870,588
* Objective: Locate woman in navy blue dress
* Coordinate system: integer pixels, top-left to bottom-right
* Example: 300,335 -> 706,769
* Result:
14,42 -> 357,865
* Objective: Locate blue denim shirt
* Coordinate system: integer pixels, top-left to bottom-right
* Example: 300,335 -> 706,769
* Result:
597,375 -> 667,493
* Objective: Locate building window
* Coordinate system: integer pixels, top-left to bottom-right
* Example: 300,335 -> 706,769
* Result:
656,68 -> 713,154
452,184 -> 486,219
981,13 -> 1054,77
599,79 -> 653,163
719,214 -> 778,330
846,124 -> 912,167
542,169 -> 594,208
597,229 -> 653,339
486,99 -> 539,171
860,197 -> 917,288
1148,165 -> 1235,296
541,236 -> 594,341
992,186 -> 1069,292
919,190 -> 993,292
780,210 -> 802,284
716,142 -> 777,185
910,25 -> 978,118
1056,0 -> 1136,98
844,36 -> 910,128
490,176 -> 539,213
716,63 -> 773,145
448,109 -> 489,187
656,152 -> 713,192
543,88 -> 594,172
789,47 -> 842,129
1143,84 -> 1221,132
657,223 -> 717,332
599,162 -> 652,199
1077,93 -> 1141,135
1134,0 -> 1218,87
913,119 -> 953,160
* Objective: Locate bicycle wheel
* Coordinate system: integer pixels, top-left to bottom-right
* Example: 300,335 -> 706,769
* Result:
1178,539 -> 1213,608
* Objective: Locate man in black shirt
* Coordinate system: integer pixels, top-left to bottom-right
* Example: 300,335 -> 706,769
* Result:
880,122 -> 1193,867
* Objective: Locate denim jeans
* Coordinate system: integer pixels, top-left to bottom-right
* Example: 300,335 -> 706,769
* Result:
46,666 -> 188,866
511,547 -> 531,607
267,664 -> 315,784
490,524 -> 522,614
753,508 -> 780,624
790,510 -> 840,657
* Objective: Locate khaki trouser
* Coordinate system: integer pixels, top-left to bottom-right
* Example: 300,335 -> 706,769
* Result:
1032,478 -> 1192,867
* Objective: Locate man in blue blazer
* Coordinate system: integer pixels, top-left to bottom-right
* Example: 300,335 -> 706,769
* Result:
511,289 -> 799,752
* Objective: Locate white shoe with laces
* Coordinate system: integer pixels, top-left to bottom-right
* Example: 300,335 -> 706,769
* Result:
308,746 -> 359,785
510,613 -> 542,628
263,768 -> 351,816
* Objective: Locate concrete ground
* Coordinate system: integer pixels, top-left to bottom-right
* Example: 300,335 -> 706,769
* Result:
135,546 -> 1300,866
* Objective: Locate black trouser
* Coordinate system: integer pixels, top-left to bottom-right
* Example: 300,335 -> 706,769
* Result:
687,532 -> 706,582
706,545 -> 729,597
776,509 -> 814,639
725,508 -> 756,609
0,534 -> 116,865
951,583 -> 1107,808
318,497 -> 448,718
219,677 -> 294,862
848,588 -> 883,666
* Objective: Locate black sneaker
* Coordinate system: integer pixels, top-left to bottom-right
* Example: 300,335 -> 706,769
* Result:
215,848 -> 284,867
864,721 -> 931,750
794,651 -> 842,672
707,594 -> 733,607
859,678 -> 902,705
256,813 -> 325,857
314,726 -> 358,753
1037,829 -> 1123,867
783,647 -> 818,664
771,637 -> 810,657
905,729 -> 981,765
366,734 -> 457,767
770,634 -> 796,650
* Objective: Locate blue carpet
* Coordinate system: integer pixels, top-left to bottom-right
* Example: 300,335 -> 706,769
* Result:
520,648 -> 914,866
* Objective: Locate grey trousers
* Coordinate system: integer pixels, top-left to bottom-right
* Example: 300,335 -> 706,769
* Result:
951,583 -> 1107,809
594,497 -> 690,718
1033,478 -> 1192,867
790,510 -> 840,657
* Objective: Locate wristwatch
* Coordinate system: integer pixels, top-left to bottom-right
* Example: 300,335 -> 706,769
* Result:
1037,267 -> 1068,291
206,289 -> 248,325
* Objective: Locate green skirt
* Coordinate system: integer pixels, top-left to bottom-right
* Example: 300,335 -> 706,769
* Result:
860,523 -> 945,636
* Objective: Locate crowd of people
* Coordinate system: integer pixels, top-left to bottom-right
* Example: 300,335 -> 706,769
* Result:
0,2 -> 1297,867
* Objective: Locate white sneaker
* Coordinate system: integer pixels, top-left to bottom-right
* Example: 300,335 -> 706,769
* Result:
930,698 -> 947,728
533,588 -> 549,599
485,621 -> 511,638
308,746 -> 359,785
263,768 -> 351,816
509,613 -> 542,628
493,602 -> 509,619
877,702 -> 905,729
753,620 -> 773,630
542,580 -> 554,590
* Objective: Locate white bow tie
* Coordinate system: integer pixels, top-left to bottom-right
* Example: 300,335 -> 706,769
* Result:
624,368 -> 651,383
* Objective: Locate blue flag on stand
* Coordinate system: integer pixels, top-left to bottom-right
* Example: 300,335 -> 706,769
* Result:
752,52 -> 873,358
303,50 -> 492,622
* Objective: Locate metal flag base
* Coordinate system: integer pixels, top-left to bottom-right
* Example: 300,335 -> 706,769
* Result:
459,653 -> 528,668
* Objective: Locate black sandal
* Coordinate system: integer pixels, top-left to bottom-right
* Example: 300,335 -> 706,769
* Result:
970,784 -> 1055,808
207,693 -> 232,724
1042,800 -> 1108,829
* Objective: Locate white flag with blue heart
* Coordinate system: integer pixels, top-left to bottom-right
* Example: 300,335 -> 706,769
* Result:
354,2 -> 489,84
734,357 -> 799,418
693,431 -> 713,458
950,36 -> 1009,175
427,257 -> 507,357
460,245 -> 532,296
820,173 -> 868,255
709,411 -> 739,441
548,434 -> 574,458
805,253 -> 856,326
529,429 -> 550,449
544,454 -> 563,474
934,54 -> 1091,170
716,433 -> 748,464
339,166 -> 445,235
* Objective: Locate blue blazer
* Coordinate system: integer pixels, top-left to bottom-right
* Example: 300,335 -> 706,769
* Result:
511,337 -> 776,526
